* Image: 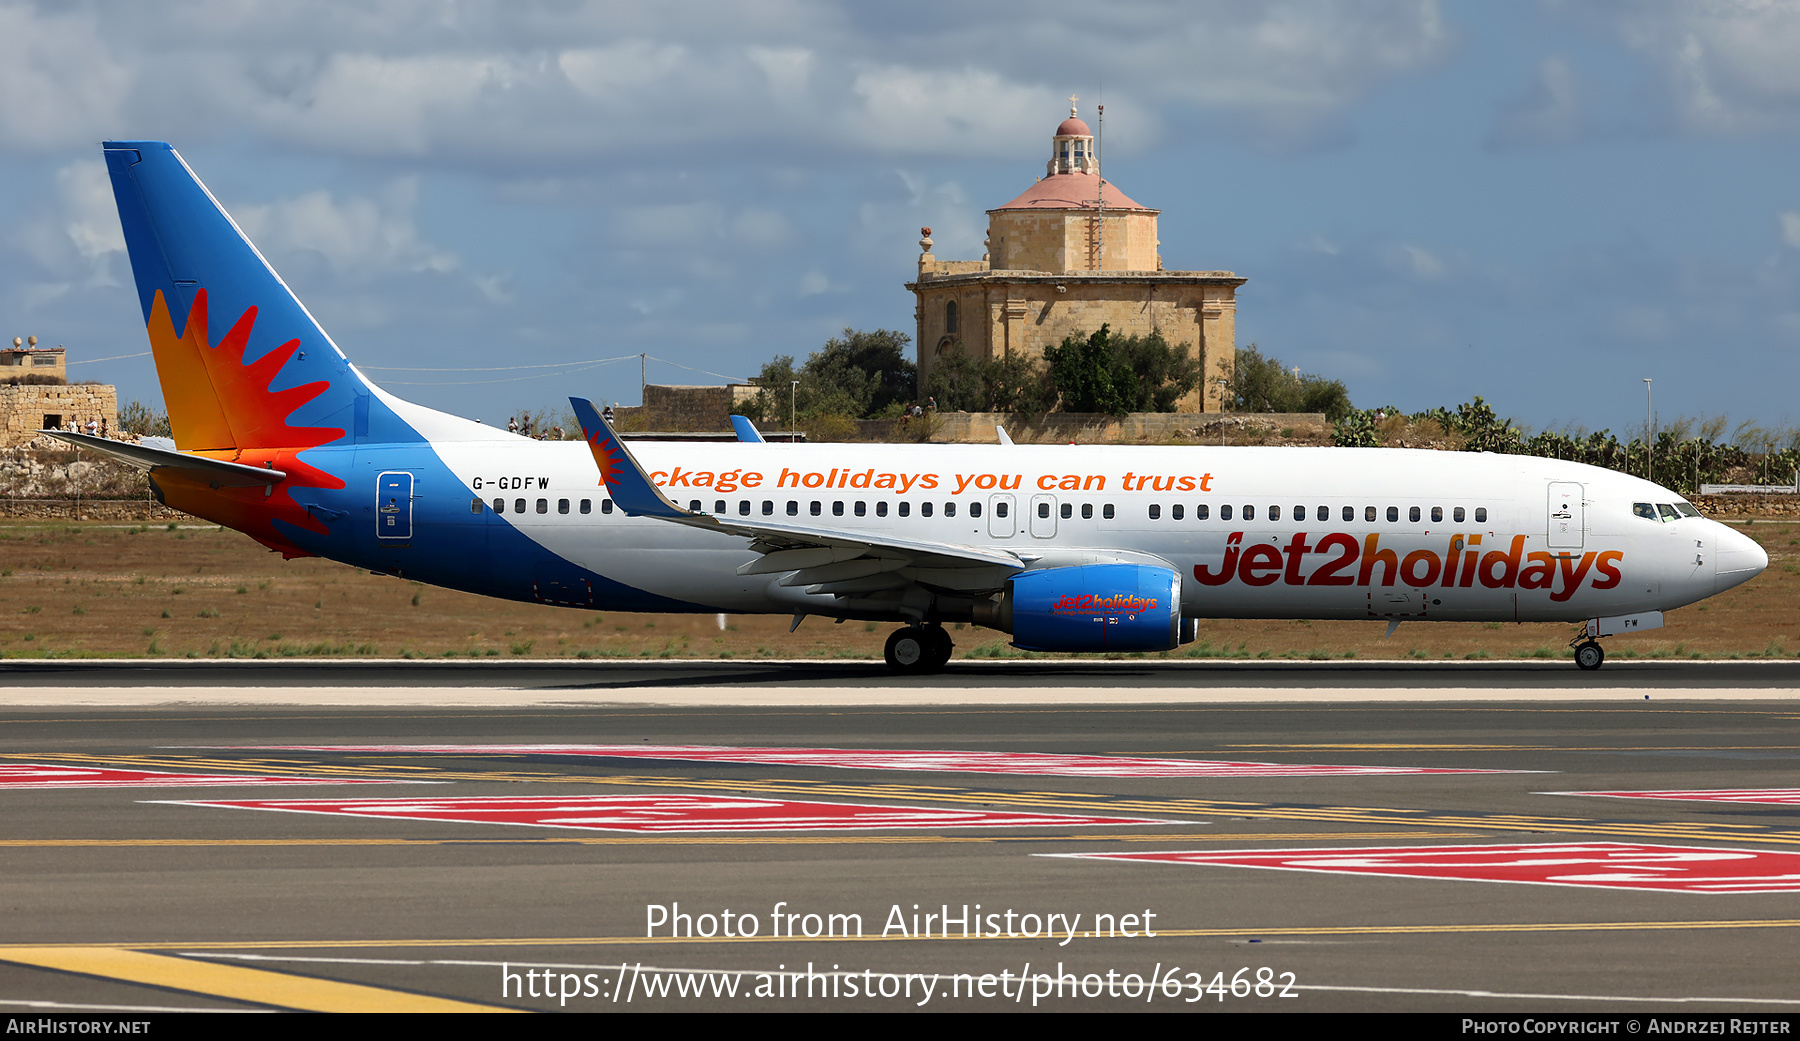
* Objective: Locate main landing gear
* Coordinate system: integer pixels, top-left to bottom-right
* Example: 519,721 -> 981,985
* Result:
1571,636 -> 1605,671
884,625 -> 953,673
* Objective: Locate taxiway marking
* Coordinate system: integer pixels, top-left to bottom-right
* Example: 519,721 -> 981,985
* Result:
210,742 -> 1520,777
0,947 -> 516,1012
1546,788 -> 1800,806
1052,841 -> 1800,893
157,794 -> 1191,833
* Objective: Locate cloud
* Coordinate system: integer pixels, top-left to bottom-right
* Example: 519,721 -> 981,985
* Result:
1781,210 -> 1800,249
0,0 -> 1455,161
1490,56 -> 1586,147
232,178 -> 457,276
1578,0 -> 1800,137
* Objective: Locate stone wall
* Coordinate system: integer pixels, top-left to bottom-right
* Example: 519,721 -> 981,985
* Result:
0,383 -> 117,446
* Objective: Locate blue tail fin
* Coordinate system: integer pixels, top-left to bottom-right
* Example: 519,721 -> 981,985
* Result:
102,141 -> 421,450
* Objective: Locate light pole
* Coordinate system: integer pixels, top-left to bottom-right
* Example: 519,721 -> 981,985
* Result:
1643,378 -> 1653,483
1215,379 -> 1229,446
790,380 -> 799,443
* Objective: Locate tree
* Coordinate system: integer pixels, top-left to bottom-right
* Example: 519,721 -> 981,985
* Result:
923,344 -> 1055,416
1042,325 -> 1200,416
1229,344 -> 1353,421
741,329 -> 918,427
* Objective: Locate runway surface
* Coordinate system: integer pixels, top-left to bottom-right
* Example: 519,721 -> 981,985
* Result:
4,660 -> 1800,1012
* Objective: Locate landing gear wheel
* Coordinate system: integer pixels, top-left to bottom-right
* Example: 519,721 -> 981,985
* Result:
924,625 -> 953,669
1574,641 -> 1605,671
884,628 -> 929,672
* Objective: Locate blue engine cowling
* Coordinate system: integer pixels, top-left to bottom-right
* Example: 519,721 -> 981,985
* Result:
1007,564 -> 1182,652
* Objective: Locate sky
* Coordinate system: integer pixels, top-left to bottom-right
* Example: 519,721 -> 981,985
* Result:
4,0 -> 1800,436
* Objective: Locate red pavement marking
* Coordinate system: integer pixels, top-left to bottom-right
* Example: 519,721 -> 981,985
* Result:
209,744 -> 1517,778
1049,841 -> 1800,893
0,763 -> 403,789
155,794 -> 1189,833
1546,789 -> 1800,806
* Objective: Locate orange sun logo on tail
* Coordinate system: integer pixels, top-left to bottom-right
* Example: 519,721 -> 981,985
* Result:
587,428 -> 627,491
145,289 -> 347,557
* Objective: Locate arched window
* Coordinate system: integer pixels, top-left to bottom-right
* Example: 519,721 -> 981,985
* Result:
945,300 -> 959,336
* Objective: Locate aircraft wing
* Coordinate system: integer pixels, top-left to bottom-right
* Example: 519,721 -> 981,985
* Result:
570,398 -> 1025,585
43,430 -> 286,488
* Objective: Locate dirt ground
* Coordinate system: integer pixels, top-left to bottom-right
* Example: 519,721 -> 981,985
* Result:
0,517 -> 1793,662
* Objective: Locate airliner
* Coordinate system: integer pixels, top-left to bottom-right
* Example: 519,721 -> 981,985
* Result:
61,141 -> 1768,672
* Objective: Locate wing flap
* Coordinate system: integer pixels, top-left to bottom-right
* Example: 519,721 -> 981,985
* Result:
44,430 -> 286,488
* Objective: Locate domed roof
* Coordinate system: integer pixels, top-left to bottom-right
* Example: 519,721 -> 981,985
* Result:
991,171 -> 1152,213
1056,117 -> 1091,137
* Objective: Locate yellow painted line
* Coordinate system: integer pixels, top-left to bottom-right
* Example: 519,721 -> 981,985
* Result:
16,918 -> 1800,954
0,947 -> 516,1012
0,832 -> 1478,849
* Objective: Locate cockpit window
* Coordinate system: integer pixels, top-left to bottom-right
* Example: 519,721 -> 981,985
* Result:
1674,502 -> 1702,518
1633,502 -> 1657,521
1657,504 -> 1679,521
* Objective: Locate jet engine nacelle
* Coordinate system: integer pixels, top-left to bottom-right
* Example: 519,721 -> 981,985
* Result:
1002,563 -> 1182,653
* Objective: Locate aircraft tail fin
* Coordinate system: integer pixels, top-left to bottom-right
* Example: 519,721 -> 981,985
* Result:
102,141 -> 422,452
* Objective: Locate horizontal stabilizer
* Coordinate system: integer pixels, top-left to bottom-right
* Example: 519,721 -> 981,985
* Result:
44,431 -> 285,487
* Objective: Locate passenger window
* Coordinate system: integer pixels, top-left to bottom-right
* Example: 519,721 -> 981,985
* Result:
687,500 -> 700,512
739,500 -> 750,516
559,499 -> 571,515
762,500 -> 773,515
945,502 -> 956,518
1039,502 -> 1051,519
1244,505 -> 1255,521
714,500 -> 725,514
877,501 -> 889,517
1475,507 -> 1487,523
1386,506 -> 1398,522
1172,504 -> 1184,521
1196,504 -> 1209,520
1318,505 -> 1328,522
1081,503 -> 1093,519
1342,505 -> 1353,522
992,502 -> 1004,518
810,501 -> 822,516
580,499 -> 591,515
1431,506 -> 1442,523
1102,503 -> 1114,520
1221,504 -> 1233,521
900,502 -> 911,517
1293,505 -> 1305,522
1148,504 -> 1161,520
514,498 -> 526,514
1409,506 -> 1420,523
832,501 -> 844,517
854,501 -> 866,517
538,499 -> 549,514
493,498 -> 505,514
922,502 -> 934,517
1060,503 -> 1072,519
470,498 -> 483,515
786,501 -> 798,516
1454,507 -> 1465,523
967,502 -> 978,518
1365,506 -> 1376,522
601,500 -> 614,515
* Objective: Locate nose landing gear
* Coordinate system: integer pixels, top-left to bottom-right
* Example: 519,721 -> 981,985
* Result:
884,625 -> 953,673
1573,639 -> 1605,671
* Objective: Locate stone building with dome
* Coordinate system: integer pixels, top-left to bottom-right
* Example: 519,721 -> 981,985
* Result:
907,103 -> 1245,412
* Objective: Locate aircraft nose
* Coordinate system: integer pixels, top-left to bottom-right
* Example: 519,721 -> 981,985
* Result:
1715,522 -> 1769,593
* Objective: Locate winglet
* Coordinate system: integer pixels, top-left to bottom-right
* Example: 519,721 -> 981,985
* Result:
569,397 -> 689,519
996,425 -> 1015,446
730,415 -> 767,443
